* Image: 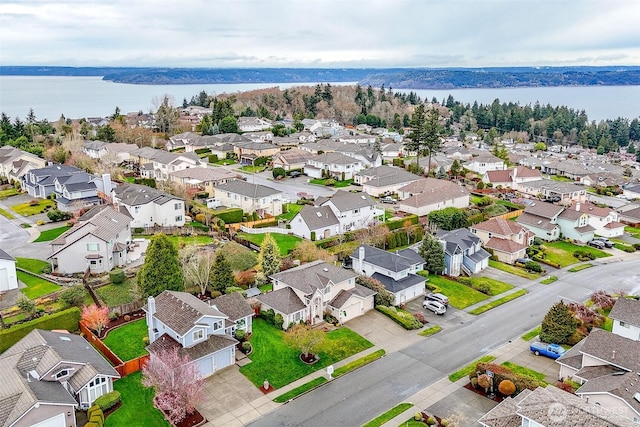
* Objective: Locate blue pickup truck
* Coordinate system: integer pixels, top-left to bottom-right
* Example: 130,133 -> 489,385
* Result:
530,342 -> 566,359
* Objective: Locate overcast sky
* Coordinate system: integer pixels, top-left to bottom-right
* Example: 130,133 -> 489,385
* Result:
1,0 -> 639,68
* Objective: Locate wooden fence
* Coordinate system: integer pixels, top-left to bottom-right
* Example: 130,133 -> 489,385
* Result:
80,320 -> 150,377
109,300 -> 145,316
493,209 -> 523,220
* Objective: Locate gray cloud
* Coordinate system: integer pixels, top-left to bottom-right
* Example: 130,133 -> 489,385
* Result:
0,0 -> 638,67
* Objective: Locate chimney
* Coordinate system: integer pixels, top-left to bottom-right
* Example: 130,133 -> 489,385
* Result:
359,246 -> 365,261
147,295 -> 156,315
102,173 -> 112,196
146,296 -> 156,344
575,202 -> 581,212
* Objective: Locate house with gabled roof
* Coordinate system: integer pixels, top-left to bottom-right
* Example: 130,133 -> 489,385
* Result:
556,202 -> 597,243
518,179 -> 587,203
437,229 -> 491,276
272,148 -> 316,171
482,166 -> 542,190
470,217 -> 533,264
304,152 -> 364,180
464,153 -> 505,174
334,144 -> 382,169
144,290 -> 250,378
168,166 -> 241,197
237,117 -> 272,132
516,201 -> 563,241
233,141 -> 280,164
351,245 -> 426,305
0,146 -> 46,182
112,183 -> 185,228
289,205 -> 340,240
48,205 -> 132,274
0,329 -> 120,426
256,260 -> 376,329
22,165 -> 87,199
397,178 -> 470,217
354,165 -> 421,197
569,201 -> 625,238
0,248 -> 18,292
215,181 -> 283,217
609,297 -> 640,342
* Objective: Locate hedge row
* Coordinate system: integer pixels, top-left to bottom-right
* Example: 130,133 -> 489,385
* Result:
0,307 -> 81,353
375,305 -> 422,330
386,215 -> 418,231
94,390 -> 121,411
253,220 -> 279,229
471,362 -> 544,394
533,256 -> 561,269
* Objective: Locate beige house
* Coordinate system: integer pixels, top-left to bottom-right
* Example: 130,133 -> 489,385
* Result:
355,165 -> 421,197
272,148 -> 316,171
482,166 -> 542,190
0,146 -> 46,182
470,217 -> 533,264
397,178 -> 469,217
215,180 -> 283,217
169,167 -> 241,197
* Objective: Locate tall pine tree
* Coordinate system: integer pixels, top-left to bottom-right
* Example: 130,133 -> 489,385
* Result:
137,233 -> 183,297
418,233 -> 445,275
211,252 -> 234,293
540,300 -> 578,345
257,234 -> 281,278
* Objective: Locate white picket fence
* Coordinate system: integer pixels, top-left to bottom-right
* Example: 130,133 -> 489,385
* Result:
239,225 -> 290,235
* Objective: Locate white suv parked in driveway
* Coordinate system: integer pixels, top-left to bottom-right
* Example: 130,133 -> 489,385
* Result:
423,300 -> 447,315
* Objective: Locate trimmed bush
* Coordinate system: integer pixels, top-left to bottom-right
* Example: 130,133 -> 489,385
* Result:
471,362 -> 543,394
0,307 -> 81,353
89,411 -> 104,426
87,405 -> 102,420
109,269 -> 125,285
253,220 -> 278,228
47,209 -> 73,222
524,261 -> 543,273
234,329 -> 246,342
208,154 -> 219,163
134,227 -> 144,234
194,147 -> 211,155
498,379 -> 516,396
272,167 -> 286,179
375,305 -> 422,330
94,390 -> 121,411
60,285 -> 86,308
386,215 -> 419,231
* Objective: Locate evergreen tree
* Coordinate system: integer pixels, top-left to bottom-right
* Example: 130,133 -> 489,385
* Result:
137,233 -> 183,297
406,104 -> 427,170
219,115 -> 238,134
450,159 -> 463,178
257,234 -> 281,278
540,301 -> 578,345
418,233 -> 445,275
423,107 -> 443,176
211,252 -> 235,293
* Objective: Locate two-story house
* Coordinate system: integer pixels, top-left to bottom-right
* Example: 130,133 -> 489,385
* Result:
396,178 -> 470,217
482,166 -> 542,190
48,205 -> 132,274
571,201 -> 625,238
215,181 -> 283,217
470,217 -> 533,264
290,191 -> 383,239
304,152 -> 364,180
233,141 -> 280,165
464,153 -> 505,174
22,164 -> 87,199
518,179 -> 587,203
0,146 -> 46,182
237,117 -> 272,132
52,172 -> 112,213
0,247 -> 18,292
144,290 -> 252,379
556,202 -> 597,243
351,245 -> 426,305
438,229 -> 491,276
168,167 -> 241,198
1,329 -> 120,426
354,165 -> 421,197
516,201 -> 563,241
255,260 -> 375,329
610,297 -> 640,342
112,183 -> 185,228
148,151 -> 206,181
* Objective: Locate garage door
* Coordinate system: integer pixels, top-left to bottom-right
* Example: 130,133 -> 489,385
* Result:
213,347 -> 233,371
195,357 -> 214,378
32,413 -> 66,427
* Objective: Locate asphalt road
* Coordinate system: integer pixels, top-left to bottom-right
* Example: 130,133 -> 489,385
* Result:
249,258 -> 640,427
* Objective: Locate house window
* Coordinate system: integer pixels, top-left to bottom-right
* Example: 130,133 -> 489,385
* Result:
88,376 -> 109,403
214,320 -> 223,330
175,215 -> 182,222
54,369 -> 69,379
354,209 -> 359,214
174,203 -> 181,210
294,312 -> 301,322
620,321 -> 629,328
87,243 -> 100,251
134,206 -> 140,213
193,329 -> 204,341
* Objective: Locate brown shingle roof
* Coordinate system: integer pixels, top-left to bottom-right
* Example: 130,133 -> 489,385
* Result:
147,333 -> 236,362
524,201 -> 564,219
210,292 -> 253,322
485,238 -> 528,254
473,217 -> 526,237
580,329 -> 640,372
255,287 -> 306,315
609,298 -> 640,328
146,291 -> 227,336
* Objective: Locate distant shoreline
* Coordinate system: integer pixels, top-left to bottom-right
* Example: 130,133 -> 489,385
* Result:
2,66 -> 640,89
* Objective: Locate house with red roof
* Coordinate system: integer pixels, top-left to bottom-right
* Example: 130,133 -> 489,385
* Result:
482,166 -> 542,190
470,217 -> 534,264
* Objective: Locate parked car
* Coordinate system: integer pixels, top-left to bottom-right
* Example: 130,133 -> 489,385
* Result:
425,292 -> 449,306
423,300 -> 447,315
289,171 -> 302,178
588,239 -> 605,249
380,196 -> 397,204
545,196 -> 561,203
592,237 -> 614,248
530,342 -> 566,359
515,257 -> 532,265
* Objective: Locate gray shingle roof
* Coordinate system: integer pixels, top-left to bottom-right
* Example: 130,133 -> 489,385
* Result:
438,228 -> 483,253
0,248 -> 15,262
210,292 -> 253,322
270,260 -> 358,295
350,245 -> 424,273
579,329 -> 640,372
522,179 -> 585,194
147,333 -> 237,362
371,272 -> 425,293
114,182 -> 182,206
516,212 -> 559,231
256,287 -> 306,315
144,291 -> 227,336
215,180 -> 282,199
295,205 -> 339,230
356,165 -> 421,188
609,298 -> 640,327
321,190 -> 376,212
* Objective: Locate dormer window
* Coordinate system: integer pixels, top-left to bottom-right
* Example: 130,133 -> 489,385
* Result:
54,369 -> 70,379
193,329 -> 204,341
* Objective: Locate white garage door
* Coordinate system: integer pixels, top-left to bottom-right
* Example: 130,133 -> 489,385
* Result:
32,413 -> 66,427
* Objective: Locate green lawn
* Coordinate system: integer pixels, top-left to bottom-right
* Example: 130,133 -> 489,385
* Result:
95,279 -> 137,307
239,319 -> 373,389
540,276 -> 558,284
17,271 -> 61,299
624,226 -> 640,239
236,232 -> 303,256
501,361 -> 548,386
223,241 -> 258,271
0,188 -> 18,199
103,319 -> 149,361
448,355 -> 497,382
495,199 -> 525,209
134,234 -> 213,248
489,260 -> 541,280
522,326 -> 541,341
363,403 -> 413,427
469,290 -> 527,315
11,199 -> 55,216
0,207 -> 16,219
549,175 -> 574,182
425,275 -> 488,309
106,372 -> 168,427
33,225 -> 72,242
276,203 -> 303,221
568,263 -> 594,272
309,178 -> 354,188
16,257 -> 49,274
541,241 -> 610,267
418,325 -> 442,337
273,377 -> 327,403
240,165 -> 266,173
464,277 -> 514,296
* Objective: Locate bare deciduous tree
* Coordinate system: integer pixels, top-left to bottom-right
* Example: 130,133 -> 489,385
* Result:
180,246 -> 215,296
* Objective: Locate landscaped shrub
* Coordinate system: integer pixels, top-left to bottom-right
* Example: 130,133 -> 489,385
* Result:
234,329 -> 246,342
472,362 -> 542,394
242,341 -> 252,354
375,305 -> 422,330
524,261 -> 543,272
94,390 -> 121,411
325,179 -> 336,186
133,178 -> 156,188
498,379 -> 516,396
253,220 -> 278,228
0,307 -> 81,353
60,285 -> 86,308
614,243 -> 636,253
47,209 -> 73,222
194,147 -> 211,155
272,167 -> 286,179
89,410 -> 104,426
195,213 -> 206,224
413,312 -> 427,324
573,250 -> 595,261
386,215 -> 419,231
142,336 -> 150,345
87,405 -> 103,421
109,269 -> 125,284
208,154 -> 219,163
134,227 -> 144,234
310,231 -> 316,241
225,286 -> 244,295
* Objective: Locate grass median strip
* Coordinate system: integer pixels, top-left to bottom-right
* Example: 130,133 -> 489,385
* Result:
0,207 -> 16,219
33,225 -> 72,242
362,402 -> 413,427
449,355 -> 496,382
540,276 -> 558,284
273,377 -> 327,403
568,263 -> 593,272
488,260 -> 540,280
418,325 -> 442,337
469,290 -> 527,315
521,326 -> 541,341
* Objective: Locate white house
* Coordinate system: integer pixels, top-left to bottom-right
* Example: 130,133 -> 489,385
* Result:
1,329 -> 120,426
290,191 -> 384,239
144,291 -> 252,378
609,297 -> 640,342
570,201 -> 625,238
304,152 -> 364,180
518,179 -> 587,204
48,205 -> 132,274
464,153 -> 505,174
482,166 -> 542,190
397,178 -> 470,217
112,183 -> 186,228
438,229 -> 491,276
256,260 -> 376,329
215,181 -> 283,217
0,248 -> 18,292
354,165 -> 422,197
237,117 -> 272,132
351,245 -> 426,305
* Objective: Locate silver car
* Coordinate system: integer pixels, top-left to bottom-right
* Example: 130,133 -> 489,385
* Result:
423,300 -> 447,315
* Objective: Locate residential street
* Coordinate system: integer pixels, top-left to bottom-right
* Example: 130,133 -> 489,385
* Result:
248,257 -> 640,427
